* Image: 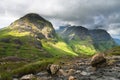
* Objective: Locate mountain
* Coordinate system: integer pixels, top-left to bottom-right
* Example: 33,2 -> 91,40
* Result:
9,13 -> 56,39
0,13 -> 77,59
57,26 -> 96,55
0,13 -> 117,59
56,26 -> 68,33
57,26 -> 117,54
89,29 -> 117,51
114,38 -> 120,45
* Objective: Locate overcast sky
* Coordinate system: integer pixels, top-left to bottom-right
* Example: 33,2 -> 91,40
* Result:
0,0 -> 120,39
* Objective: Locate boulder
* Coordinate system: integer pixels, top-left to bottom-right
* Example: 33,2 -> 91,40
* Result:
68,76 -> 76,80
20,74 -> 35,80
90,53 -> 107,68
47,64 -> 60,75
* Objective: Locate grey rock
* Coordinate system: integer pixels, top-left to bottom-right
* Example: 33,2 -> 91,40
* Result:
20,74 -> 35,80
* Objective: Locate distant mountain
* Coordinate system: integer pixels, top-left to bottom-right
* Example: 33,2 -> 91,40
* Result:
114,38 -> 120,45
57,26 -> 117,53
56,26 -> 68,33
89,29 -> 116,51
57,26 -> 96,55
0,13 -> 77,59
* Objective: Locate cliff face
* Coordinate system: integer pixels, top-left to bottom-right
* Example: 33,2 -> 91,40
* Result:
57,26 -> 117,53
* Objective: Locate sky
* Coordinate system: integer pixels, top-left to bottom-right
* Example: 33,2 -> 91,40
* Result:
0,0 -> 120,39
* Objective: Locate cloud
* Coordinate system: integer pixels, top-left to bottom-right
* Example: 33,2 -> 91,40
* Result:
0,0 -> 120,38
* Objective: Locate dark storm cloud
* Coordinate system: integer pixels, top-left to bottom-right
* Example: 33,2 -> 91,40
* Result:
0,0 -> 120,38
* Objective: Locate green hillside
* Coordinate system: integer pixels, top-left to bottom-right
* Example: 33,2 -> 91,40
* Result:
0,13 -> 77,60
0,13 -> 78,79
106,46 -> 120,55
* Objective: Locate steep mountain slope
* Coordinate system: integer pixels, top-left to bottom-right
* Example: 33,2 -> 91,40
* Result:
89,29 -> 117,51
57,26 -> 117,54
58,26 -> 96,55
9,13 -> 56,39
0,13 -> 77,59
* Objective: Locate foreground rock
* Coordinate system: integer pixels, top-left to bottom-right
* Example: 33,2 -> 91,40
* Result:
20,74 -> 35,80
47,64 -> 61,75
47,64 -> 75,76
90,53 -> 107,68
68,76 -> 76,80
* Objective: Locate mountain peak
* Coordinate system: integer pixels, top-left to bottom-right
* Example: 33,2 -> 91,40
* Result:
9,13 -> 56,39
20,13 -> 46,21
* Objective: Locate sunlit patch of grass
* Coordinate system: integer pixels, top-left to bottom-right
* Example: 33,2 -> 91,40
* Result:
8,31 -> 30,37
51,42 -> 78,56
69,40 -> 96,55
42,40 -> 78,56
74,44 -> 96,55
0,28 -> 30,38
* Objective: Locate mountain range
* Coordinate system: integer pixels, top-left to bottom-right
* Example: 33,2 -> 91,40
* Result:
57,25 -> 116,54
0,13 -> 118,59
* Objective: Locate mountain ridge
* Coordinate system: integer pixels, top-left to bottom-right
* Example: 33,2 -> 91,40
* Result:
57,25 -> 117,52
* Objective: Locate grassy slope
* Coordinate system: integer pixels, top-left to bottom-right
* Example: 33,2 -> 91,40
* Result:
0,28 -> 48,59
106,46 -> 120,55
69,40 -> 96,55
42,40 -> 78,56
0,59 -> 54,80
93,40 -> 117,52
0,27 -> 78,58
0,27 -> 78,79
66,36 -> 96,55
